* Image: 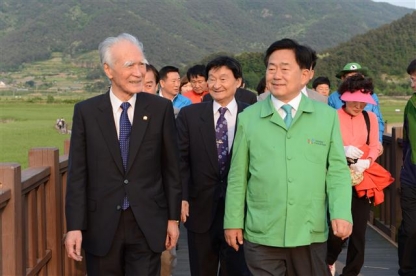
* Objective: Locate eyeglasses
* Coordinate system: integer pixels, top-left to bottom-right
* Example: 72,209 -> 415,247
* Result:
410,78 -> 416,85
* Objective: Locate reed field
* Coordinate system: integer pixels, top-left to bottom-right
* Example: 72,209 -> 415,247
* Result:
0,93 -> 410,168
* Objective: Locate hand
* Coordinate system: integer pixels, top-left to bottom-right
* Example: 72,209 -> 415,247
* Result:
64,230 -> 83,261
331,219 -> 352,240
344,146 -> 364,159
165,220 -> 180,250
350,159 -> 370,173
181,200 -> 189,223
378,141 -> 384,156
224,229 -> 243,251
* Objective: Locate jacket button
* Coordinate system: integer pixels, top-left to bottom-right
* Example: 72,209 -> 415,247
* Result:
116,205 -> 121,210
124,179 -> 129,184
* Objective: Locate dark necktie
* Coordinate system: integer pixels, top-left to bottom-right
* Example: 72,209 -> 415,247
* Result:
120,102 -> 131,210
281,104 -> 293,128
216,107 -> 229,176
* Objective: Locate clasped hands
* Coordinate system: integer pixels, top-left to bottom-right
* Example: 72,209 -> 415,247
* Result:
344,145 -> 370,173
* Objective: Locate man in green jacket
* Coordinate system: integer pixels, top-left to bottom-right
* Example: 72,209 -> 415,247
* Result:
224,38 -> 353,275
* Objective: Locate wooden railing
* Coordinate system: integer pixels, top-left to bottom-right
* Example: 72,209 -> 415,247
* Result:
0,143 -> 86,276
0,127 -> 406,274
370,127 -> 403,244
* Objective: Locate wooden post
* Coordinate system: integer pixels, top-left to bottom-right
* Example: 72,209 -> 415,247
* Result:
28,148 -> 63,275
64,140 -> 70,155
0,163 -> 23,276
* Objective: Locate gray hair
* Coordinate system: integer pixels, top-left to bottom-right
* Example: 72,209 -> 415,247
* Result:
98,33 -> 145,67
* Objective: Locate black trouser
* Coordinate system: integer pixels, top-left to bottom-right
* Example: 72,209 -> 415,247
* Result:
327,189 -> 371,276
187,198 -> 251,276
398,183 -> 416,276
85,207 -> 161,276
245,240 -> 330,276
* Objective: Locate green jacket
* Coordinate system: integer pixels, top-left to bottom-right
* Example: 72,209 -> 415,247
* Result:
224,94 -> 352,247
400,92 -> 416,186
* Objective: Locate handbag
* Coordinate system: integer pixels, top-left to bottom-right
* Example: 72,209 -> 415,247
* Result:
350,168 -> 364,186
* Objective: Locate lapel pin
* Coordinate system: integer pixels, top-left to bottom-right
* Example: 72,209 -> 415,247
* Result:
143,116 -> 148,120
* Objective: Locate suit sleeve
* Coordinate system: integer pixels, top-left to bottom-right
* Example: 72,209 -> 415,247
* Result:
368,111 -> 380,162
176,108 -> 191,201
326,111 -> 353,223
161,102 -> 182,220
224,116 -> 249,229
66,103 -> 88,231
370,93 -> 384,142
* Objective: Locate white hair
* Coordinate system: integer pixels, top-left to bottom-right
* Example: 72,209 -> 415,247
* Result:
98,33 -> 145,67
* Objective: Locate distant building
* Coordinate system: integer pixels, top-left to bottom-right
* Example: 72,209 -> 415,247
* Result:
0,81 -> 6,88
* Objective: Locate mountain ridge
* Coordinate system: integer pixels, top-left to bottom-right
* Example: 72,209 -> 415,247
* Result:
0,0 -> 413,70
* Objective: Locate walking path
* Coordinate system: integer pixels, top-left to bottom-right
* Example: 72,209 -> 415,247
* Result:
174,224 -> 398,276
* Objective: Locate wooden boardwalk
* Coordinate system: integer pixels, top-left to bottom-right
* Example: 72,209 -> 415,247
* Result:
173,224 -> 398,276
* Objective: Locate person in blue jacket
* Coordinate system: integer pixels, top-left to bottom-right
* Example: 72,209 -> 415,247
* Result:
328,62 -> 385,145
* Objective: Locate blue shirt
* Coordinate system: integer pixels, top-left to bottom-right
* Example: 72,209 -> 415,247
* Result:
328,91 -> 385,142
172,93 -> 192,109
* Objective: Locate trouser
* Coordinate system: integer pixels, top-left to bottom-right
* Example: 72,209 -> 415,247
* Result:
245,240 -> 330,276
327,189 -> 371,276
398,183 -> 416,276
85,207 -> 161,276
187,199 -> 251,276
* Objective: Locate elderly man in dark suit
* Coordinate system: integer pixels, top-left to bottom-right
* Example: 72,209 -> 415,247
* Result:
177,56 -> 251,275
64,33 -> 182,276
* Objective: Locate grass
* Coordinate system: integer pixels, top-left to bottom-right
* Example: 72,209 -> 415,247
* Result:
0,94 -> 411,169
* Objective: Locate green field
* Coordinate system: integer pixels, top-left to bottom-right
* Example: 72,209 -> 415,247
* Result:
0,94 -> 410,168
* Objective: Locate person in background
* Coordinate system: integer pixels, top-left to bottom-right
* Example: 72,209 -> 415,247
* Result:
313,76 -> 331,97
144,63 -> 159,94
224,38 -> 352,276
177,56 -> 251,275
398,58 -> 416,276
143,63 -> 177,276
180,75 -> 192,94
182,64 -> 209,103
255,76 -> 267,96
326,74 -> 393,276
328,62 -> 385,144
159,66 -> 192,116
64,33 -> 181,276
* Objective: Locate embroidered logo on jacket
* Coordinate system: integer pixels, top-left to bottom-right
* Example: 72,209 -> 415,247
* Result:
307,138 -> 326,146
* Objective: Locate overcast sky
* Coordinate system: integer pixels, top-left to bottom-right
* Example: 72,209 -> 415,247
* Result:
372,0 -> 416,9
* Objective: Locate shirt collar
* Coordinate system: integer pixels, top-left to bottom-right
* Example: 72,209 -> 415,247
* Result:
301,86 -> 308,96
213,98 -> 238,116
159,89 -> 178,102
271,91 -> 302,112
109,88 -> 136,112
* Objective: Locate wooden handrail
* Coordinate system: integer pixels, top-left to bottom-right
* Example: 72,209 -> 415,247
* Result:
0,127 -> 407,274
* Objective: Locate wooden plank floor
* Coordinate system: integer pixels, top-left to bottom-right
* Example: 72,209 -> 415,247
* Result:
173,223 -> 398,276
335,224 -> 399,276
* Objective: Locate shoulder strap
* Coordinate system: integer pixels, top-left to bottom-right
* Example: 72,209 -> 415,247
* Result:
362,110 -> 370,145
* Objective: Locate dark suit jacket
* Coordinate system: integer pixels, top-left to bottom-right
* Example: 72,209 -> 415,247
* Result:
65,91 -> 182,256
176,100 -> 248,233
203,88 -> 257,105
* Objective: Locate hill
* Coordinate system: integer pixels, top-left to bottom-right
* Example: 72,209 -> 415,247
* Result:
0,0 -> 413,71
314,11 -> 416,95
